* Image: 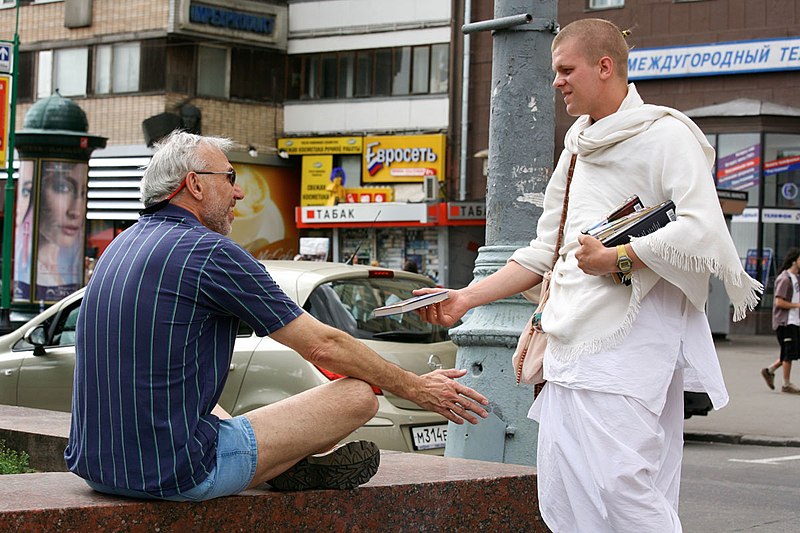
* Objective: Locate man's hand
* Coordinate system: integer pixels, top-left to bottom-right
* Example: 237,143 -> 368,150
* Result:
412,288 -> 468,327
576,234 -> 618,276
412,368 -> 489,424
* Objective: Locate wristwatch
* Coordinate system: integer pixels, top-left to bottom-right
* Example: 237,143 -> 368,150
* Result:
615,245 -> 633,274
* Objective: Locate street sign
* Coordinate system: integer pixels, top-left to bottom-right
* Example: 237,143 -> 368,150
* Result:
0,44 -> 10,73
0,75 -> 9,164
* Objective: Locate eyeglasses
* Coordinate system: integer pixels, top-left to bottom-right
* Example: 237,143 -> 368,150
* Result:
195,169 -> 236,186
164,169 -> 237,202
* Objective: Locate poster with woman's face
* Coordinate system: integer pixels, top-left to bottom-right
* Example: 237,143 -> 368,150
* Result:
14,160 -> 88,303
12,160 -> 35,301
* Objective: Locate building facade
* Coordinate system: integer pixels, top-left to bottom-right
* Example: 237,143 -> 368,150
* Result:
1,0 -> 300,270
465,0 -> 800,333
2,0 -> 798,323
281,0 -> 484,287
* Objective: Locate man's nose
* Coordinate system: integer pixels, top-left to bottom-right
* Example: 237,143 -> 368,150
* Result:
233,183 -> 245,200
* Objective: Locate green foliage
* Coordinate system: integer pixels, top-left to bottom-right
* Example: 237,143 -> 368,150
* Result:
0,439 -> 34,474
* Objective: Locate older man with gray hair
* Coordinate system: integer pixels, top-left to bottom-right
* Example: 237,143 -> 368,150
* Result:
65,131 -> 489,501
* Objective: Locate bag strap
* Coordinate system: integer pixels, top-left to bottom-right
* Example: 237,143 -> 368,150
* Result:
532,154 -> 576,401
551,153 -> 577,267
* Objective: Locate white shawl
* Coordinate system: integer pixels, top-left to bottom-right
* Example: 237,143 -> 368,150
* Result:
511,84 -> 762,360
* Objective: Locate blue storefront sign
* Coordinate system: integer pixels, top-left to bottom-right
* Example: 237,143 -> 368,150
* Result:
628,37 -> 800,80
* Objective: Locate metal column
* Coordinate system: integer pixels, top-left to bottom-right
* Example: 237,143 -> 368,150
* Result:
446,0 -> 557,465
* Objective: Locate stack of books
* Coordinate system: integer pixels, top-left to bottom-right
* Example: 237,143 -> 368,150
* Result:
584,199 -> 677,247
582,197 -> 677,284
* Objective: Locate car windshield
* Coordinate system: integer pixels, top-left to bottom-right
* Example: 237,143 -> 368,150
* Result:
304,277 -> 453,343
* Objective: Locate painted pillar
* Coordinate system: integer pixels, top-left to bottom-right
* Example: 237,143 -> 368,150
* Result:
446,0 -> 557,465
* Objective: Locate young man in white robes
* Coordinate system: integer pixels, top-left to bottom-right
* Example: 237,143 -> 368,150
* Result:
415,18 -> 761,532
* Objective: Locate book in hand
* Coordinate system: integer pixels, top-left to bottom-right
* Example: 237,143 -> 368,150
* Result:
585,199 -> 676,247
373,291 -> 449,317
582,199 -> 677,285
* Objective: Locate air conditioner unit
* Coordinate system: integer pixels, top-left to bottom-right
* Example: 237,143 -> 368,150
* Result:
424,175 -> 438,201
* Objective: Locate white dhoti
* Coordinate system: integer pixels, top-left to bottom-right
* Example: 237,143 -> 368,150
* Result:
534,370 -> 685,533
527,281 -> 727,532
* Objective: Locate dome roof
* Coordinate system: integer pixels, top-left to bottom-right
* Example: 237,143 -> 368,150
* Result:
23,92 -> 88,132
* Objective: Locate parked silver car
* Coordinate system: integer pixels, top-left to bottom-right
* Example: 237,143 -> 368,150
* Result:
0,261 -> 455,454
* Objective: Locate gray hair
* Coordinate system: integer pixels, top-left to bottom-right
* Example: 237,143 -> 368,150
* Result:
140,130 -> 234,206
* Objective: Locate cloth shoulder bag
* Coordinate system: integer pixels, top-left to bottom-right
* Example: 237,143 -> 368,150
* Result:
512,153 -> 577,386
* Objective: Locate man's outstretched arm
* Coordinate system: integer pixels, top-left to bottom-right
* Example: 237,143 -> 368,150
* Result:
269,313 -> 489,425
414,260 -> 544,327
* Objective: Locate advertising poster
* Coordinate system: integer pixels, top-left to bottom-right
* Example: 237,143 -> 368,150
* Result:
15,160 -> 88,303
228,163 -> 299,260
362,134 -> 446,183
716,144 -> 761,191
300,155 -> 333,206
12,160 -> 35,301
744,248 -> 773,287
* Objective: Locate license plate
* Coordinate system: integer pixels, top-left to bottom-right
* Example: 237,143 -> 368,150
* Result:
411,424 -> 447,450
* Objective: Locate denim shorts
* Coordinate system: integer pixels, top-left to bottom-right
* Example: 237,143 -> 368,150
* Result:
84,415 -> 259,502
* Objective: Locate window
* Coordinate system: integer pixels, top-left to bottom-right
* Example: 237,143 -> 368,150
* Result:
429,44 -> 449,94
304,278 -> 451,342
139,39 -> 166,93
374,49 -> 392,97
36,50 -> 52,98
287,44 -> 450,100
411,46 -> 429,94
392,47 -> 411,96
303,55 -> 319,99
287,55 -> 302,100
355,51 -> 372,97
94,42 -> 140,94
338,52 -> 355,98
589,0 -> 624,8
321,54 -> 338,98
37,48 -> 89,98
51,304 -> 81,347
197,46 -> 228,98
15,51 -> 34,102
764,134 -> 800,209
230,48 -> 284,101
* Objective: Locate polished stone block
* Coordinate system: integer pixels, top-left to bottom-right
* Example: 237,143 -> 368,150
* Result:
0,452 -> 547,531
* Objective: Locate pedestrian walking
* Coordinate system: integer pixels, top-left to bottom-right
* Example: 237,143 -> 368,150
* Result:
762,247 -> 800,394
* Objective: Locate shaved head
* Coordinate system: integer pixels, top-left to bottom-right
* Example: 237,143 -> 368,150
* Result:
552,18 -> 630,81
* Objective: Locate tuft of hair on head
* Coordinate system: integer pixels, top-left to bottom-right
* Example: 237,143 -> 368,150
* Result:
140,130 -> 234,206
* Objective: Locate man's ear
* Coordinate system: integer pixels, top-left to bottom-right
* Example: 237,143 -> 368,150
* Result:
598,56 -> 614,80
186,172 -> 204,201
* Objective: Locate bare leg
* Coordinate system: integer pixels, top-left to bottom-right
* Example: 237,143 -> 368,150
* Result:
783,361 -> 792,384
244,377 -> 378,488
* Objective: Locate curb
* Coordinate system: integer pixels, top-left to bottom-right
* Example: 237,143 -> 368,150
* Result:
684,431 -> 800,448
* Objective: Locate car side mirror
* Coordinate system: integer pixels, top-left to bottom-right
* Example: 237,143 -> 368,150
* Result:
24,325 -> 48,356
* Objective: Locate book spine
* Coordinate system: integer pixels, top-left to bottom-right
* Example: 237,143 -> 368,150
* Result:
602,203 -> 676,247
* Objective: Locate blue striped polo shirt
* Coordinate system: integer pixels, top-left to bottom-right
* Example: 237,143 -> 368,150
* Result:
65,205 -> 302,497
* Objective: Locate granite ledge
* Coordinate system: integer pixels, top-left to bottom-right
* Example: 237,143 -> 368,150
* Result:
0,452 -> 548,532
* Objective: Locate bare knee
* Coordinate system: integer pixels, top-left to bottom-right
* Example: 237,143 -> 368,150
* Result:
340,378 -> 379,422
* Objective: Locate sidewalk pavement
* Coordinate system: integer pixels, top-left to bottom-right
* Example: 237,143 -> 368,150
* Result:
684,334 -> 800,447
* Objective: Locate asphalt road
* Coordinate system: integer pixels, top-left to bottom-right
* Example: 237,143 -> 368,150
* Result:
680,441 -> 800,532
